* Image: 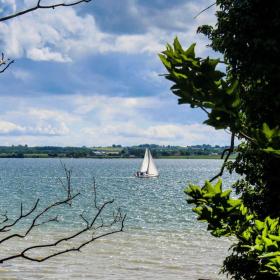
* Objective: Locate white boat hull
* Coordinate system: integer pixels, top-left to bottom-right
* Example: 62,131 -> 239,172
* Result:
134,172 -> 159,178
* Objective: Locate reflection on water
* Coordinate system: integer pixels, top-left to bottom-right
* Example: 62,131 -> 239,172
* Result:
0,159 -> 235,279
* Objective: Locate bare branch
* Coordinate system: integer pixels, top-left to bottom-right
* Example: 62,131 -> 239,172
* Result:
210,132 -> 235,182
0,0 -> 92,22
0,53 -> 15,73
238,131 -> 257,144
92,177 -> 99,210
0,165 -> 125,264
59,161 -> 74,204
0,193 -> 79,244
199,106 -> 210,116
0,212 -> 8,225
194,2 -> 216,19
0,199 -> 40,233
0,199 -> 125,263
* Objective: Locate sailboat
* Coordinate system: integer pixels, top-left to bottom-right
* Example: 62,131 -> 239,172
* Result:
135,148 -> 159,178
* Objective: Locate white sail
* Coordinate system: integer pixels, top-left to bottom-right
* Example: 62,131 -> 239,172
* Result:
136,148 -> 159,177
147,149 -> 159,176
140,148 -> 149,172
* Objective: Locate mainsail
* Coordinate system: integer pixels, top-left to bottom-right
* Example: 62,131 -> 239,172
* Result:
140,148 -> 149,173
147,149 -> 159,176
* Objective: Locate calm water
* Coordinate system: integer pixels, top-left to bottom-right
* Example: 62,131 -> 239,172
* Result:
0,158 -> 235,280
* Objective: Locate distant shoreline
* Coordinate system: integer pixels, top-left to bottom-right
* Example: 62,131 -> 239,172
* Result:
0,154 -> 235,159
0,144 -> 236,159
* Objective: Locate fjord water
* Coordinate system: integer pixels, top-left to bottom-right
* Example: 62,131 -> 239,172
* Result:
0,158 -> 235,280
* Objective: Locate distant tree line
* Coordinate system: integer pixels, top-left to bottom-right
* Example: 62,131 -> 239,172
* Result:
0,144 -> 232,158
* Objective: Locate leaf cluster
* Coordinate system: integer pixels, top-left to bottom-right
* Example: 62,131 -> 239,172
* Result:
159,1 -> 280,278
187,181 -> 280,279
159,38 -> 241,130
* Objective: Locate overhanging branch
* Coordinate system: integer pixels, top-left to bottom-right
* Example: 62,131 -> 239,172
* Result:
210,132 -> 235,182
0,0 -> 93,22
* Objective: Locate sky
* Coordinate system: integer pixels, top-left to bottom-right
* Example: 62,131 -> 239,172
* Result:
0,0 -> 231,147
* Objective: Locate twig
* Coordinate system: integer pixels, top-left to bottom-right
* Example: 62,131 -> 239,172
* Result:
0,53 -> 15,73
0,0 -> 92,22
0,200 -> 125,263
0,165 -> 125,264
0,194 -> 79,244
59,161 -> 73,204
0,212 -> 8,225
0,199 -> 40,233
194,2 -> 216,19
238,131 -> 256,143
210,132 -> 235,182
198,106 -> 210,116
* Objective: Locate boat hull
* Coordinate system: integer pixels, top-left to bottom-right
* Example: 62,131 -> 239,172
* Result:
134,173 -> 159,178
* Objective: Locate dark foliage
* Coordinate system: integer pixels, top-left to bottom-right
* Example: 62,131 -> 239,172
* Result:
160,0 -> 280,278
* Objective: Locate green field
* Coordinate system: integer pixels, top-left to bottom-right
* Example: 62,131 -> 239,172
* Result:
159,155 -> 236,159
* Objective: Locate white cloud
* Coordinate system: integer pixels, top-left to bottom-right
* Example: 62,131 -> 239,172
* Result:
0,0 -> 17,14
72,94 -> 230,146
73,95 -> 160,117
27,108 -> 79,122
12,68 -> 32,81
0,94 -> 230,146
0,120 -> 25,134
0,107 -> 74,136
0,119 -> 68,136
27,47 -> 70,62
81,122 -> 229,146
0,1 -> 226,146
0,1 -> 217,62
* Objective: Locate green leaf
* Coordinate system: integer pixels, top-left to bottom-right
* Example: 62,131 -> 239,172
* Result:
263,123 -> 274,139
173,37 -> 183,53
213,179 -> 222,193
268,234 -> 280,242
260,252 -> 280,259
185,43 -> 196,58
158,54 -> 171,69
255,220 -> 264,231
263,147 -> 280,156
221,189 -> 232,198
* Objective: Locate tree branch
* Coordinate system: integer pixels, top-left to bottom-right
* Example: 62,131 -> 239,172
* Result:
0,1 -> 93,74
199,106 -> 210,116
0,212 -> 8,225
0,0 -> 92,22
210,132 -> 235,182
0,199 -> 40,233
238,131 -> 257,144
0,53 -> 14,73
0,165 -> 125,264
194,2 -> 216,19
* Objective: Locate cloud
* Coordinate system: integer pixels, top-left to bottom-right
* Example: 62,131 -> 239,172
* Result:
0,94 -> 230,146
0,107 -> 74,136
0,0 -> 17,14
0,0 -> 217,62
81,122 -> 229,146
64,94 -> 230,146
0,120 -> 25,134
0,1 -> 226,147
73,95 -> 159,116
0,119 -> 68,136
11,68 -> 32,81
27,47 -> 70,62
